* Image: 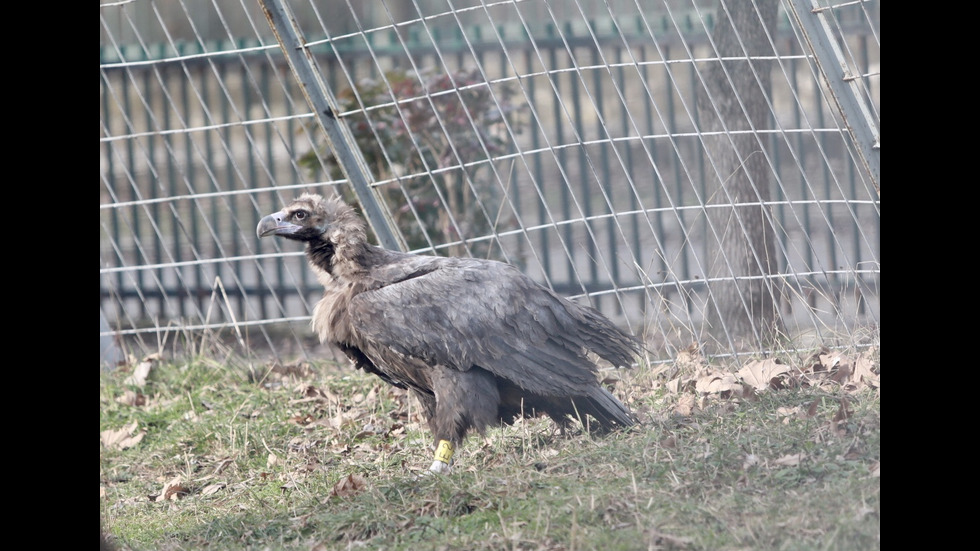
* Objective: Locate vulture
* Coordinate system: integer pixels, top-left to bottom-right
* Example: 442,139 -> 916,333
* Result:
257,193 -> 641,473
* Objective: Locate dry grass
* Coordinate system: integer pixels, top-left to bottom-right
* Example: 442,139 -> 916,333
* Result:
100,342 -> 879,551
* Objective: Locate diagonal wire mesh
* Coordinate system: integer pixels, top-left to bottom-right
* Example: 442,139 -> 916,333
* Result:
100,0 -> 880,366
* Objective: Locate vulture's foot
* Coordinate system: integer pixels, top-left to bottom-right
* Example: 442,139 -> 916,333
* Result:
428,459 -> 452,474
418,439 -> 455,475
413,459 -> 451,480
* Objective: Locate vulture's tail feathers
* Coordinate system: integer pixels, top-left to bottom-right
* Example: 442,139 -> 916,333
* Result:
578,308 -> 643,368
574,385 -> 637,432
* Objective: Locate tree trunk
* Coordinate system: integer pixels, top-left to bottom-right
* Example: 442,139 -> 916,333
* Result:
698,0 -> 785,353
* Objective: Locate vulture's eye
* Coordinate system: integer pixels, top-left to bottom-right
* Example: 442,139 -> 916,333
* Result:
294,211 -> 306,220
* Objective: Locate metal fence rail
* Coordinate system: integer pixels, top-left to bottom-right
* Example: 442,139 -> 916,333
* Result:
100,0 -> 880,363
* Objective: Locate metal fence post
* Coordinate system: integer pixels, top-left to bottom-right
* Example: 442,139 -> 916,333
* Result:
258,0 -> 404,251
786,0 -> 880,193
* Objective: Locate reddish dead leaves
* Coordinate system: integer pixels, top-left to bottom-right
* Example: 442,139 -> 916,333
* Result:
667,345 -> 878,400
100,421 -> 145,450
149,476 -> 191,502
330,473 -> 369,499
654,344 -> 879,426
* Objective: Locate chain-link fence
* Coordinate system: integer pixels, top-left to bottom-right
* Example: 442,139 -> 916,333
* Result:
100,0 -> 880,364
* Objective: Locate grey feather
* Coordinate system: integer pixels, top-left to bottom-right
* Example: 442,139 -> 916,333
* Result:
257,193 -> 642,466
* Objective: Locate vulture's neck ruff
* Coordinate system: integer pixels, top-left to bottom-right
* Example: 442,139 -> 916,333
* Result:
307,240 -> 337,277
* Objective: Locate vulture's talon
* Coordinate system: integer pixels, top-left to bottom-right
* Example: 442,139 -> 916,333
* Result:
428,460 -> 452,474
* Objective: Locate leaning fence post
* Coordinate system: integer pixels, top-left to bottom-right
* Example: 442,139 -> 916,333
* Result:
259,0 -> 403,251
785,0 -> 880,194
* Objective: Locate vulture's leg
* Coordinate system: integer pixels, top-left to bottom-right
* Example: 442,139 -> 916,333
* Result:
411,389 -> 437,423
546,410 -> 574,436
426,366 -> 500,473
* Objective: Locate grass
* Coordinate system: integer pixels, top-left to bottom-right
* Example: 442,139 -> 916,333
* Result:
100,344 -> 879,551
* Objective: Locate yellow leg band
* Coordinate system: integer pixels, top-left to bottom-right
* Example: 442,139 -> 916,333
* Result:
434,440 -> 455,464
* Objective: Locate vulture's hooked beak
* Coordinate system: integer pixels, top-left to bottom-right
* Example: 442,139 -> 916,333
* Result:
256,210 -> 301,238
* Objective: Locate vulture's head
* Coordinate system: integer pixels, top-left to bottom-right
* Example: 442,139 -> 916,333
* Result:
256,193 -> 366,245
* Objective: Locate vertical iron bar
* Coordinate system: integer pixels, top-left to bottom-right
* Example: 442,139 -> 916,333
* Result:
616,45 -> 641,284
179,44 -> 199,319
202,63 -> 221,321
566,23 -> 597,294
162,63 -> 181,321
639,44 -> 666,281
548,24 -> 574,288
142,66 -> 163,318
259,0 -> 402,251
526,46 -> 550,280
663,45 -> 689,291
785,0 -> 879,191
121,72 -> 145,321
590,31 -> 617,292
102,69 -> 123,319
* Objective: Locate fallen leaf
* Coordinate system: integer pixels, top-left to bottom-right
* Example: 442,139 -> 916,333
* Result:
289,413 -> 315,426
695,371 -> 740,394
101,421 -> 145,450
737,359 -> 791,390
854,505 -> 876,520
200,483 -> 225,496
212,457 -> 235,475
674,394 -> 695,416
833,398 -> 851,422
115,390 -> 146,407
818,352 -> 841,370
830,363 -> 853,385
776,406 -> 800,417
330,474 -> 368,499
124,355 -> 159,387
773,453 -> 805,466
293,384 -> 340,404
601,374 -> 621,386
152,476 -> 190,502
675,343 -> 705,370
648,528 -> 694,549
805,399 -> 820,418
851,350 -> 880,389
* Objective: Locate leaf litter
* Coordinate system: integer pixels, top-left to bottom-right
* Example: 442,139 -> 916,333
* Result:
101,342 -> 879,549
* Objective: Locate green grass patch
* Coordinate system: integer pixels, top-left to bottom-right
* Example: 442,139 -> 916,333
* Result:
101,347 -> 879,550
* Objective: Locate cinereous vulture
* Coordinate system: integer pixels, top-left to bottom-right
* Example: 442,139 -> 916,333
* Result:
257,193 -> 640,473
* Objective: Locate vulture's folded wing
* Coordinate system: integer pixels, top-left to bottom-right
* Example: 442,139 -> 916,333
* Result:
347,258 -> 630,396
